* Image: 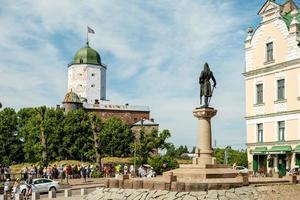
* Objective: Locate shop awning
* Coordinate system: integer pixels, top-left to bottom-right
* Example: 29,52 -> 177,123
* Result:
252,147 -> 267,154
268,145 -> 292,154
294,145 -> 300,153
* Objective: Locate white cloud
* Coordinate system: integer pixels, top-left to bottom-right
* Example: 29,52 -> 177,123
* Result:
0,0 -> 257,149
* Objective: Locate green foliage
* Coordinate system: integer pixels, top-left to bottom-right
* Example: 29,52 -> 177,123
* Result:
62,109 -> 92,161
100,117 -> 134,157
214,147 -> 247,167
148,155 -> 179,175
18,107 -> 65,166
132,128 -> 171,164
166,144 -> 189,158
0,108 -> 23,165
1,105 -> 172,167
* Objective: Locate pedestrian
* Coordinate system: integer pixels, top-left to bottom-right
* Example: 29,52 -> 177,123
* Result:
12,178 -> 21,199
115,164 -> 121,177
81,165 -> 87,183
4,178 -> 10,196
130,165 -> 135,177
90,165 -> 94,178
25,176 -> 33,200
124,165 -> 128,175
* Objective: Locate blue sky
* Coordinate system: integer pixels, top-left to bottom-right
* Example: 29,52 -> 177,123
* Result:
0,0 -> 291,150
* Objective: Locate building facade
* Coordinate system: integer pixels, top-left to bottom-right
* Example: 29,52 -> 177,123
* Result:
63,41 -> 153,126
68,41 -> 107,104
244,0 -> 300,176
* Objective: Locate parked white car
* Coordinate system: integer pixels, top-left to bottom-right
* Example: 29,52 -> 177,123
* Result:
235,166 -> 249,174
19,178 -> 60,195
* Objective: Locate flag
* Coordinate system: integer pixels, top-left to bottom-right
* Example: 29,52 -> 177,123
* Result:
88,26 -> 95,34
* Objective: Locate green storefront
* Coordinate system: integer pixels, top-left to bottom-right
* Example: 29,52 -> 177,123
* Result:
268,145 -> 292,176
252,147 -> 267,173
294,145 -> 300,167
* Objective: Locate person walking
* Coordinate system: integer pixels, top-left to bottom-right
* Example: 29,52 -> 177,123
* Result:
25,176 -> 33,200
12,178 -> 21,200
80,165 -> 87,183
4,178 -> 10,196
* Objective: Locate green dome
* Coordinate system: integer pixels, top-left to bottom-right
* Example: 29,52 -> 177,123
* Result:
70,43 -> 102,66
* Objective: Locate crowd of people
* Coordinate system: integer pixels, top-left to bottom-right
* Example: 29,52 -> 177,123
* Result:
103,164 -> 156,178
0,165 -> 11,181
19,164 -> 95,182
1,163 -> 157,199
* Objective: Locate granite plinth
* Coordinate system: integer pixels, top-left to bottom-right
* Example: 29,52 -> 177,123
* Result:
163,164 -> 239,181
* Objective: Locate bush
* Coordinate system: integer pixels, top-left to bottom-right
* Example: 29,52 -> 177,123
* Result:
92,171 -> 103,178
148,155 -> 179,175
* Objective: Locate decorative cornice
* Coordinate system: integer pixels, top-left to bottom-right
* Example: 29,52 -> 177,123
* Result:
245,109 -> 300,120
243,58 -> 300,77
247,140 -> 300,147
193,108 -> 217,119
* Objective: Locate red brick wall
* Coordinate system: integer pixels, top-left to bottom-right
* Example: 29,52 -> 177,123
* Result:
86,109 -> 150,125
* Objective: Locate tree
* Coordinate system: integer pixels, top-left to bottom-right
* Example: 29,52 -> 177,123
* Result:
88,112 -> 103,167
148,155 -> 179,175
62,109 -> 92,161
166,144 -> 189,158
18,107 -> 64,165
0,108 -> 23,164
100,117 -> 134,157
214,147 -> 247,167
134,128 -> 171,164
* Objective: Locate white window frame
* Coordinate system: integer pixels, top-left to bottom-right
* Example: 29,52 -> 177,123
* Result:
278,121 -> 285,141
257,123 -> 264,143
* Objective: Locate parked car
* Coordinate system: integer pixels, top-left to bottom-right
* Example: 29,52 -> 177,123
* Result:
235,166 -> 249,174
19,178 -> 60,195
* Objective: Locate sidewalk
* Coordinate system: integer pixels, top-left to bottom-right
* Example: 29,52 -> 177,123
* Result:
57,177 -> 105,188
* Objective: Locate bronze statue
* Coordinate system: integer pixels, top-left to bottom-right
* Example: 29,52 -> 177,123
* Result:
199,63 -> 216,108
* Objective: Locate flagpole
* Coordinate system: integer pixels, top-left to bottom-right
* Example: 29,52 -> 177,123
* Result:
86,26 -> 89,46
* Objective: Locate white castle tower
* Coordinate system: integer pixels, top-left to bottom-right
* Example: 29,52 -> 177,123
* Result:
67,42 -> 106,104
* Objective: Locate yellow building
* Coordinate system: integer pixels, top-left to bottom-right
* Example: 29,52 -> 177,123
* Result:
244,0 -> 300,176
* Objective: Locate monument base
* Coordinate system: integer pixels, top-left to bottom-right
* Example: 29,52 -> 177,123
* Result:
163,164 -> 239,182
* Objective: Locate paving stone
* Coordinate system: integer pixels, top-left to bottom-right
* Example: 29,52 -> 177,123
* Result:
206,190 -> 218,199
107,192 -> 125,200
236,194 -> 251,200
152,190 -> 169,198
127,191 -> 143,200
164,191 -> 178,199
145,190 -> 157,200
226,188 -> 235,193
217,190 -> 226,196
197,195 -> 206,200
225,192 -> 239,199
189,191 -> 207,197
182,195 -> 197,200
176,192 -> 189,197
235,187 -> 250,195
218,197 -> 228,200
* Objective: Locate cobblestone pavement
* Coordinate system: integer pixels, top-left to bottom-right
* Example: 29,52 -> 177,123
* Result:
37,183 -> 300,200
83,186 -> 257,200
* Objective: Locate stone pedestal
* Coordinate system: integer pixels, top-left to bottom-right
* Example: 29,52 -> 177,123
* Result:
163,107 -> 240,183
193,108 -> 217,167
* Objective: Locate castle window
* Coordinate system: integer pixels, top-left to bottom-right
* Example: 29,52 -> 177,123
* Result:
256,84 -> 263,104
91,84 -> 95,87
91,73 -> 95,77
257,123 -> 263,143
266,42 -> 273,62
278,121 -> 285,141
277,79 -> 285,100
